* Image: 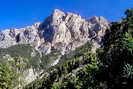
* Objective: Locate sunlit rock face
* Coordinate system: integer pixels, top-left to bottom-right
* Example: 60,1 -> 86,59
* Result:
0,23 -> 41,48
39,9 -> 109,53
0,9 -> 109,53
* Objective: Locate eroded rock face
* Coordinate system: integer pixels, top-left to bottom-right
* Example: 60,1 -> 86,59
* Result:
39,9 -> 109,53
0,23 -> 41,48
0,9 -> 109,53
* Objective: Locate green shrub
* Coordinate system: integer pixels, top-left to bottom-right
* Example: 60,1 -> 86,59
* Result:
123,63 -> 133,79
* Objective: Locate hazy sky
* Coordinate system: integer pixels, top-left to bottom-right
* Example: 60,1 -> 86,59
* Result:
0,0 -> 133,29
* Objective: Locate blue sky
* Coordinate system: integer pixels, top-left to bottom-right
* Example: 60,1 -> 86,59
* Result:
0,0 -> 133,30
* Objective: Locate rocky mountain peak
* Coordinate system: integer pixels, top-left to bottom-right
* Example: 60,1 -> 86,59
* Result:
0,9 -> 110,54
40,9 -> 109,53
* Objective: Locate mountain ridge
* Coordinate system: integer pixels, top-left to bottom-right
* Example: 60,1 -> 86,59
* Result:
0,9 -> 109,54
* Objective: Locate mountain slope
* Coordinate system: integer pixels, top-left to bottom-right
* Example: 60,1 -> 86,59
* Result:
0,9 -> 110,89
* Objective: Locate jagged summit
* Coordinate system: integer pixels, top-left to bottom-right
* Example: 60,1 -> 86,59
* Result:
0,9 -> 109,54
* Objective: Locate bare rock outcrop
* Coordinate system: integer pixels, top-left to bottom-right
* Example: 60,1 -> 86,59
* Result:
38,9 -> 109,53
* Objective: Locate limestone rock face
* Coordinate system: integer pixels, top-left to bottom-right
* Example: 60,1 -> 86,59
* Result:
0,9 -> 109,53
39,9 -> 109,53
0,23 -> 41,48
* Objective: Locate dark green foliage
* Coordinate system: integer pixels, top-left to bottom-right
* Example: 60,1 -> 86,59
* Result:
97,32 -> 133,88
120,32 -> 133,53
123,63 -> 133,79
59,41 -> 92,63
125,8 -> 133,28
0,59 -> 17,89
96,9 -> 133,89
